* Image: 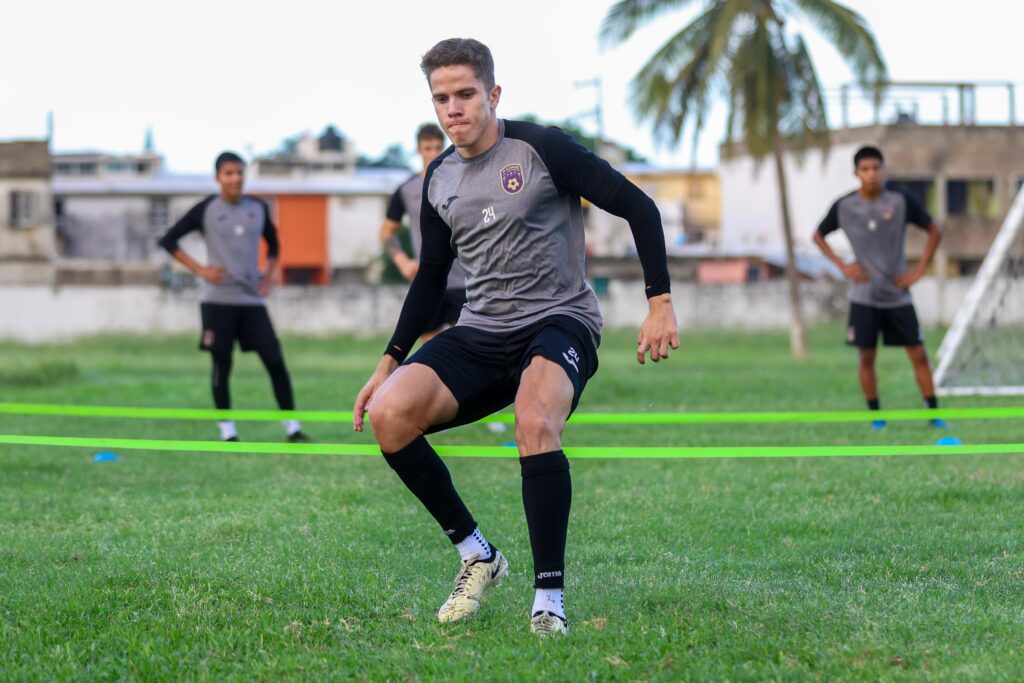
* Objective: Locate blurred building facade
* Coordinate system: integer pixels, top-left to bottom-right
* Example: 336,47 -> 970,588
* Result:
250,125 -> 358,179
0,140 -> 55,284
719,81 -> 1024,282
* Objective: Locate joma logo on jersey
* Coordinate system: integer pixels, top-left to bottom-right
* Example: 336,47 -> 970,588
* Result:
536,571 -> 562,579
500,163 -> 525,194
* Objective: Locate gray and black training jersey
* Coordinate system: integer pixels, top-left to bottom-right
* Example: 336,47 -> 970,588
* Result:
818,189 -> 933,308
386,175 -> 467,290
159,195 -> 279,306
419,119 -> 631,345
384,119 -> 671,362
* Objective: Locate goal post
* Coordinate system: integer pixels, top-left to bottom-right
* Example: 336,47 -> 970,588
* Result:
934,183 -> 1024,396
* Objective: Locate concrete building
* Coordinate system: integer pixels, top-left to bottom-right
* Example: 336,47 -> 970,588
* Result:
719,82 -> 1024,279
52,169 -> 409,284
251,125 -> 358,179
0,140 -> 56,284
53,150 -> 164,179
585,165 -> 721,259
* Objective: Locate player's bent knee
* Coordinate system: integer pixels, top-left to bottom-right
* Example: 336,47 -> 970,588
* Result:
514,410 -> 564,445
368,398 -> 419,450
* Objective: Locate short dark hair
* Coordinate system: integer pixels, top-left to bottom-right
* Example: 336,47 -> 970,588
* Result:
420,38 -> 495,91
215,151 -> 245,173
854,145 -> 883,167
416,123 -> 445,145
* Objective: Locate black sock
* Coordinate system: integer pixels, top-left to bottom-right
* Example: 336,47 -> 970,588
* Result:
867,398 -> 880,411
924,396 -> 938,409
521,450 -> 571,590
257,347 -> 295,410
382,436 -> 476,542
211,351 -> 233,410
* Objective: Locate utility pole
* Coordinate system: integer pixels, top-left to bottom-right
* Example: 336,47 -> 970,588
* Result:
573,76 -> 604,147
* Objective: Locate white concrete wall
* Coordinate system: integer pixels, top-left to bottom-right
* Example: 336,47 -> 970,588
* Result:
0,277 -> 974,343
720,144 -> 859,256
329,195 -> 390,268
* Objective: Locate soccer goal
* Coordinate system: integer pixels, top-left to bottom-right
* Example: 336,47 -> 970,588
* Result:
934,183 -> 1024,396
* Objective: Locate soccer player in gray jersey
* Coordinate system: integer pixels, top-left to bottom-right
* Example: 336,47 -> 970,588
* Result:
159,152 -> 309,443
353,38 -> 679,636
814,145 -> 946,429
379,123 -> 468,343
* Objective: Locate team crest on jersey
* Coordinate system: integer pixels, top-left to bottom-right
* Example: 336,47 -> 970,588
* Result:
500,163 -> 524,194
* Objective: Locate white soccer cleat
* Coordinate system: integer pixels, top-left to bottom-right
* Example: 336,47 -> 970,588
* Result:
437,550 -> 509,623
530,610 -> 568,636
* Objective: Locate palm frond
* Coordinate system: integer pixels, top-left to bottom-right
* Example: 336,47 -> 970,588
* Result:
784,0 -> 888,87
599,0 -> 704,48
627,1 -> 739,148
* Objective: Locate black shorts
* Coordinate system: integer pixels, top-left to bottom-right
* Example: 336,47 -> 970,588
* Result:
199,303 -> 280,354
406,314 -> 599,434
846,303 -> 923,348
426,288 -> 467,332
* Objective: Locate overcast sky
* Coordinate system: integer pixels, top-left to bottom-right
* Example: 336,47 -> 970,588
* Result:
4,0 -> 1021,173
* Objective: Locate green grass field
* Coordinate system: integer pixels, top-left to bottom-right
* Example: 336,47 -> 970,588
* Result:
1,324 -> 1023,681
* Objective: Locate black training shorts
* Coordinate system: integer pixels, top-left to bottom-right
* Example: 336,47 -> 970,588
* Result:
425,288 -> 468,332
846,302 -> 923,348
406,314 -> 599,434
199,303 -> 280,354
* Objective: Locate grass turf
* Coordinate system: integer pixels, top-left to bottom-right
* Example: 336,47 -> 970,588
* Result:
1,324 -> 1022,681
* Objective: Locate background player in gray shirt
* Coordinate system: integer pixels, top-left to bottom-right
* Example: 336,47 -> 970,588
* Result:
353,38 -> 679,636
159,152 -> 308,443
814,145 -> 945,429
379,123 -> 467,343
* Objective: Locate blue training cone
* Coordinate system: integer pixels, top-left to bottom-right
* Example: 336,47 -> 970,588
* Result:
92,451 -> 120,463
936,436 -> 963,447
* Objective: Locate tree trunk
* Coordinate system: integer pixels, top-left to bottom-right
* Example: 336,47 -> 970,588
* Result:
772,140 -> 810,359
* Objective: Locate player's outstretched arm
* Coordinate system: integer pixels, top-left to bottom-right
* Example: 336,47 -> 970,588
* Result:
637,293 -> 680,364
353,355 -> 400,432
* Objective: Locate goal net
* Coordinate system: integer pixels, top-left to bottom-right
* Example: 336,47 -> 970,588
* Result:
934,184 -> 1024,395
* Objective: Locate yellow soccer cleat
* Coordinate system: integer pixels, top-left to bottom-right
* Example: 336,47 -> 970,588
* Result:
530,611 -> 568,636
437,550 -> 509,623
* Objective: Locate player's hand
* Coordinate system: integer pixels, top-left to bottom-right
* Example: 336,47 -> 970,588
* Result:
841,262 -> 869,283
637,294 -> 680,364
893,267 -> 924,289
397,255 -> 420,282
199,265 -> 227,285
353,355 -> 400,432
258,269 -> 277,296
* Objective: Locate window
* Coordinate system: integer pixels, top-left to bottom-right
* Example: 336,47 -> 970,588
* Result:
9,191 -> 38,228
77,162 -> 97,175
106,162 -> 129,173
886,178 -> 937,215
947,179 -> 997,218
148,197 -> 170,233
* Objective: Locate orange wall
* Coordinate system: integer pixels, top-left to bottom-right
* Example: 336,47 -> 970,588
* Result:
697,259 -> 769,284
260,194 -> 330,285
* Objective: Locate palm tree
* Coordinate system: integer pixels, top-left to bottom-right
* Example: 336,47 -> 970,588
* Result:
601,0 -> 887,358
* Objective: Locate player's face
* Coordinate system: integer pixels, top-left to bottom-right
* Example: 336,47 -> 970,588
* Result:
855,158 -> 885,193
216,162 -> 245,202
417,138 -> 444,169
428,65 -> 501,156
